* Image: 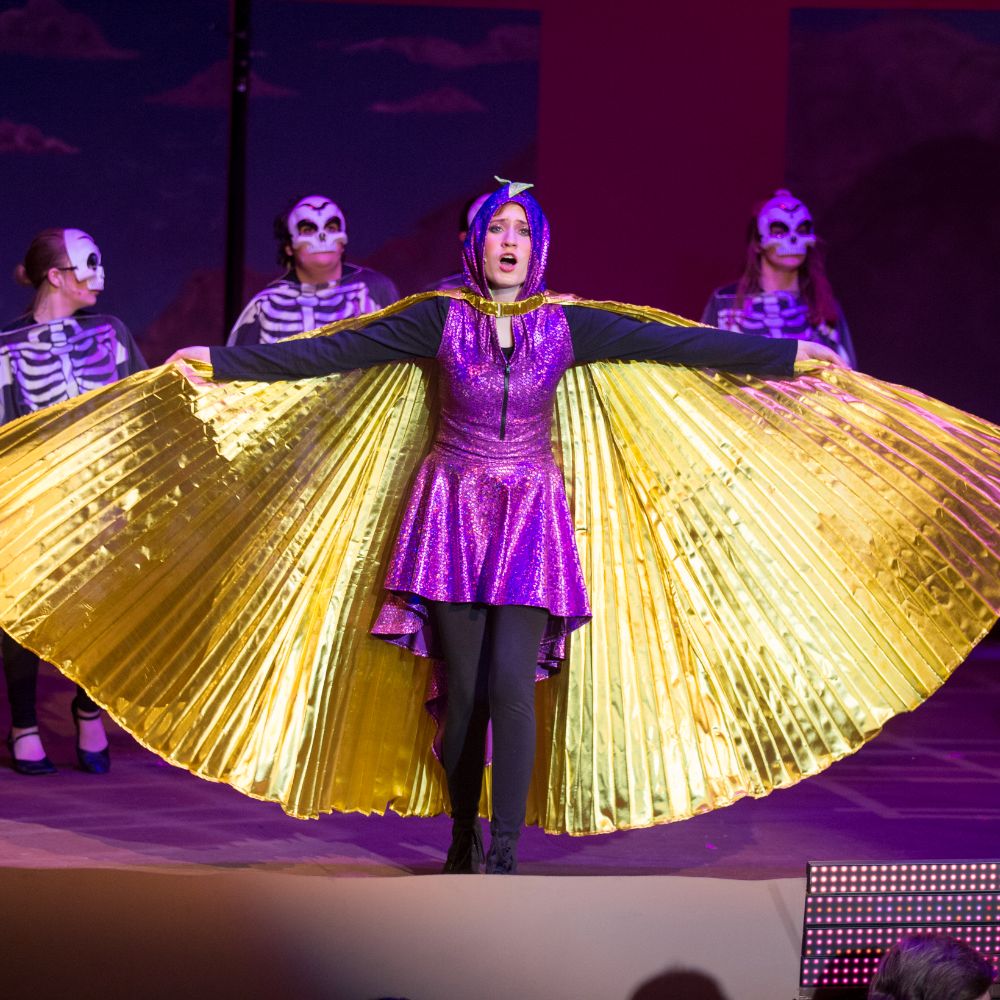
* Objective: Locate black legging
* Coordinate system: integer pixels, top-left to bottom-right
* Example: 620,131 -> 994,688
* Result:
429,602 -> 549,840
2,631 -> 98,729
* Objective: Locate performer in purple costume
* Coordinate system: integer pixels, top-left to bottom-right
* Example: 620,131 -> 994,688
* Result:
170,182 -> 840,874
371,192 -> 589,671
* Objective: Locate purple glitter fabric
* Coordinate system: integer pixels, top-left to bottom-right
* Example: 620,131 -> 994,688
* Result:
371,184 -> 591,672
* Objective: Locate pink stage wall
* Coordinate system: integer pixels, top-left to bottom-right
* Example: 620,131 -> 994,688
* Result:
354,0 -> 1000,424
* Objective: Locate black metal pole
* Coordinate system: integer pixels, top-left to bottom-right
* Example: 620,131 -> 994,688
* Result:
223,0 -> 251,340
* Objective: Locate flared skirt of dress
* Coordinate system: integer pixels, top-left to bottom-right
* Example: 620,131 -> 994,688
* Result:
372,449 -> 590,671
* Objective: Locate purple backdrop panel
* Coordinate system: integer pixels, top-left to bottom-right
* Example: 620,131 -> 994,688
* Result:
788,9 -> 1000,425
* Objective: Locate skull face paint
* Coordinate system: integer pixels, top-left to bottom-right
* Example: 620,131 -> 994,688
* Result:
287,196 -> 347,255
63,229 -> 105,290
757,191 -> 816,258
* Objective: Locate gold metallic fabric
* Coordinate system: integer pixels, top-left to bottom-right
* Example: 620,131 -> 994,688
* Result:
458,290 -> 548,316
1,292 -> 998,832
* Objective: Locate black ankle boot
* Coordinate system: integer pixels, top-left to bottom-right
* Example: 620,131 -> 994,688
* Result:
442,823 -> 484,874
485,822 -> 519,875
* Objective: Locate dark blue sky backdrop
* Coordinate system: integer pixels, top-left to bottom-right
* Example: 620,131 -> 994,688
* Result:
0,0 -> 229,330
791,7 -> 1000,43
248,3 -> 539,276
0,0 -> 538,337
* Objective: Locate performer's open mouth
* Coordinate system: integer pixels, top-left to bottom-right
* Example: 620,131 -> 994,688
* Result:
498,253 -> 518,272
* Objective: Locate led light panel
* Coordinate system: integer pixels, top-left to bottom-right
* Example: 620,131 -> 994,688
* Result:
800,861 -> 1000,996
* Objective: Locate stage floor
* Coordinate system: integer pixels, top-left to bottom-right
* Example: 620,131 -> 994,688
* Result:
1,644 -> 998,879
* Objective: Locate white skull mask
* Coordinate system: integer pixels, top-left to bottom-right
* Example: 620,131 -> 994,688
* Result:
287,196 -> 347,255
63,229 -> 105,290
757,191 -> 816,258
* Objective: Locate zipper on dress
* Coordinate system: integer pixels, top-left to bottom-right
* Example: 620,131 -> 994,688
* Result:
499,361 -> 511,439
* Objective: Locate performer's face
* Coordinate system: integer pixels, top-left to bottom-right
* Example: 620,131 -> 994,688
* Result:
757,196 -> 813,273
50,264 -> 100,310
761,240 -> 807,273
291,238 -> 345,279
483,202 -> 531,293
287,203 -> 346,281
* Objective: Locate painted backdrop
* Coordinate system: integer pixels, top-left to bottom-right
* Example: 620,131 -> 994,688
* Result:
0,0 -> 538,360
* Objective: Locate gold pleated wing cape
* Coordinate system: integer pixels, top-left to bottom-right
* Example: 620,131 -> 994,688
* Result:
1,291 -> 999,833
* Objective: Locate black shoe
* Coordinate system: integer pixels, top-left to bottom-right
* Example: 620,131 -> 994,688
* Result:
485,827 -> 519,875
441,823 -> 484,874
71,700 -> 110,774
6,729 -> 57,776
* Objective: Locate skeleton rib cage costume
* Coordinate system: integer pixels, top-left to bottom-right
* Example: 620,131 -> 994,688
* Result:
0,311 -> 145,425
701,284 -> 856,368
227,267 -> 401,346
1,186 -> 1000,831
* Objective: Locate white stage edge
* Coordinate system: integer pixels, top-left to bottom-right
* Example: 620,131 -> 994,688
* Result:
3,869 -> 807,999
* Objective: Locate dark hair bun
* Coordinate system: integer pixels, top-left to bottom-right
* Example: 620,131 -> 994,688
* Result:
13,262 -> 33,287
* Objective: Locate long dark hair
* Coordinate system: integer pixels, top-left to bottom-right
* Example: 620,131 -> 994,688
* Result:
734,193 -> 839,327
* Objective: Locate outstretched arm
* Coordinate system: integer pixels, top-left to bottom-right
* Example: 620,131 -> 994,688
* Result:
566,305 -> 844,375
167,297 -> 449,382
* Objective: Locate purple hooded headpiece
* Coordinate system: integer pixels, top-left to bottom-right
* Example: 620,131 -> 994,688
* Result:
461,182 -> 550,300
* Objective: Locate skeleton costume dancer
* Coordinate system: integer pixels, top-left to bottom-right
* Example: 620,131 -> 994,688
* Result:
1,228 -> 145,775
702,190 -> 856,367
1,184 -> 999,870
228,195 -> 399,346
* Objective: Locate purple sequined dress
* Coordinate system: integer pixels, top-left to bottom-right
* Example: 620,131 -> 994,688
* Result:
370,184 -> 591,676
371,298 -> 590,672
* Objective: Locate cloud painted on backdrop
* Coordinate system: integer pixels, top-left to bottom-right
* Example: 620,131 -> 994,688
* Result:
146,60 -> 298,109
0,0 -> 137,59
339,24 -> 539,69
0,119 -> 79,154
368,87 -> 487,115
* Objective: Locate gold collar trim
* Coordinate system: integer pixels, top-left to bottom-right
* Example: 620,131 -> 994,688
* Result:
459,291 -> 547,317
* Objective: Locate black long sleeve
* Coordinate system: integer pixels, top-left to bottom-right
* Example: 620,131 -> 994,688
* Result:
565,304 -> 797,376
210,297 -> 449,382
114,318 -> 147,376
